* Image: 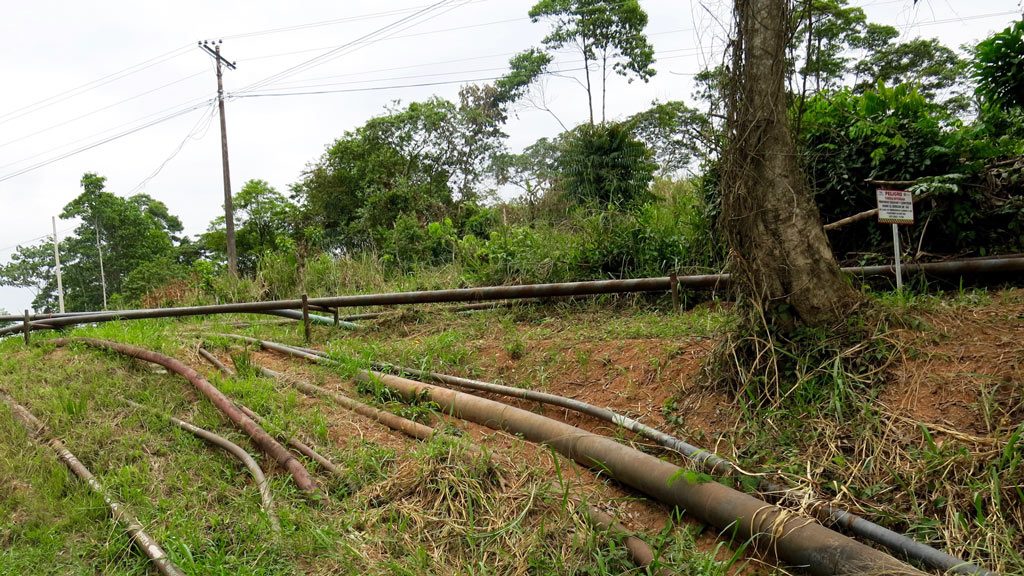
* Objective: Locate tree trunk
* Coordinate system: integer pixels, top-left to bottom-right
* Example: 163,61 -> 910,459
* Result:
721,0 -> 859,328
582,36 -> 595,125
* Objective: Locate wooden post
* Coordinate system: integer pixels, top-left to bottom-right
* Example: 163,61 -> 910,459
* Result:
23,310 -> 30,345
670,272 -> 680,313
301,294 -> 311,343
332,308 -> 339,328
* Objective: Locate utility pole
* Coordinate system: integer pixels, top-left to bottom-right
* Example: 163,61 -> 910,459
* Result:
199,40 -> 239,277
52,217 -> 65,313
95,218 -> 107,310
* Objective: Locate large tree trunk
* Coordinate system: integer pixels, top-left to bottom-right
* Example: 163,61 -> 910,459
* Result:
721,0 -> 859,328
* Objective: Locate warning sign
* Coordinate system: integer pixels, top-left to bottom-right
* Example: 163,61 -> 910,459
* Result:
876,189 -> 914,225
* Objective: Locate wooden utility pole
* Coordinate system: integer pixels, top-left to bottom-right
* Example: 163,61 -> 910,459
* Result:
52,217 -> 64,313
200,40 -> 238,276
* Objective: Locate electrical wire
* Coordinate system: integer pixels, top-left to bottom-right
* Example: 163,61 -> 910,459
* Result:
0,69 -> 208,151
0,44 -> 193,127
220,0 -> 491,40
0,226 -> 76,255
126,100 -> 219,196
234,0 -> 462,95
0,93 -> 215,173
0,100 -> 215,184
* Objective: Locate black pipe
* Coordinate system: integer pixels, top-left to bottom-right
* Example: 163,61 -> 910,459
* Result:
3,256 -> 1021,335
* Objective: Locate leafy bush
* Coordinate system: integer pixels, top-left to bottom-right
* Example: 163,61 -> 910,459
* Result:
558,122 -> 658,209
799,84 -> 1024,261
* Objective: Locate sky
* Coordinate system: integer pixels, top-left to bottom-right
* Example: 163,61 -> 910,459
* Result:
0,0 -> 1020,313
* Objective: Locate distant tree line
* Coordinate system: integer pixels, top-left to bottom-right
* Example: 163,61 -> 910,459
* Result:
2,0 -> 1021,310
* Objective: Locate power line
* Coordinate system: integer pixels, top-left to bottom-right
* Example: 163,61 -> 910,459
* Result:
0,44 -> 193,127
234,0 -> 469,95
0,93 -> 215,173
256,44 -> 720,91
0,100 -> 214,184
0,69 -> 209,151
220,1 -> 489,40
0,226 -> 77,255
126,100 -> 219,196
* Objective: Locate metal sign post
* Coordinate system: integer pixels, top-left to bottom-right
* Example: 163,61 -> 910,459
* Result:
876,189 -> 914,292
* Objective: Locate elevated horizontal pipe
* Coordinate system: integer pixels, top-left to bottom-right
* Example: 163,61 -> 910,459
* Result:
3,256 -> 1021,336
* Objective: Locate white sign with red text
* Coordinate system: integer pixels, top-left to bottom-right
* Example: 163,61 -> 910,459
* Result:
876,189 -> 914,225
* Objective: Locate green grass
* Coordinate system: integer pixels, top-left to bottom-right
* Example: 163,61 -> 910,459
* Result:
0,306 -> 739,575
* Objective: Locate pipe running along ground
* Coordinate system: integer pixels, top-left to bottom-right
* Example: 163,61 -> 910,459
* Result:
50,338 -> 319,497
357,371 -> 926,575
274,342 -> 989,574
3,255 -> 1022,338
124,398 -> 280,535
0,391 -> 185,576
228,335 -> 924,575
228,344 -> 666,574
368,362 -> 991,575
196,347 -> 346,479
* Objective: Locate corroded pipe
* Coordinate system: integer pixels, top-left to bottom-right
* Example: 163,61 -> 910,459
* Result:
196,347 -> 345,478
5,256 -> 1022,336
0,391 -> 185,576
367,362 -> 989,575
124,399 -> 280,534
51,338 -> 318,496
239,354 -> 665,574
357,371 -> 925,576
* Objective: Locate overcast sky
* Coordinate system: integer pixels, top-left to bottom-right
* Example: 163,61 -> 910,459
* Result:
0,0 -> 1019,313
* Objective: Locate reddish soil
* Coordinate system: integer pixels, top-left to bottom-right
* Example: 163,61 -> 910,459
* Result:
882,290 -> 1024,438
202,288 -> 1024,574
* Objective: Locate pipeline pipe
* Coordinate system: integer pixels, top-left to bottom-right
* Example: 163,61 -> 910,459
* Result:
358,371 -> 924,576
51,338 -> 319,496
269,342 -> 988,574
239,355 -> 665,574
4,256 -> 1023,337
369,362 -> 990,575
226,336 -> 922,574
262,309 -> 359,330
196,347 -> 346,479
124,399 -> 280,534
0,308 -> 340,324
0,391 -> 185,576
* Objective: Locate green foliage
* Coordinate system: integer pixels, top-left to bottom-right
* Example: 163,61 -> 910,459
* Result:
462,178 -> 721,285
557,122 -> 656,209
852,38 -> 968,103
495,49 -> 553,104
0,173 -> 186,311
202,179 -> 296,274
974,20 -> 1024,110
798,84 -> 1024,260
626,100 -> 718,175
526,0 -> 655,122
292,97 -> 504,252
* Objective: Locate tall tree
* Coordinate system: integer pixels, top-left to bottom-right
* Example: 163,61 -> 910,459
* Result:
58,173 -> 182,309
721,0 -> 859,329
528,0 -> 656,124
974,20 -> 1024,111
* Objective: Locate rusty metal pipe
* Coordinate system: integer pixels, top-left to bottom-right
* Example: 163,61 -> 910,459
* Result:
237,351 -> 665,574
123,399 -> 280,534
0,391 -> 185,576
196,347 -> 346,479
367,362 -> 990,575
4,256 -> 1022,337
51,338 -> 319,496
357,371 -> 925,576
281,345 -> 987,573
